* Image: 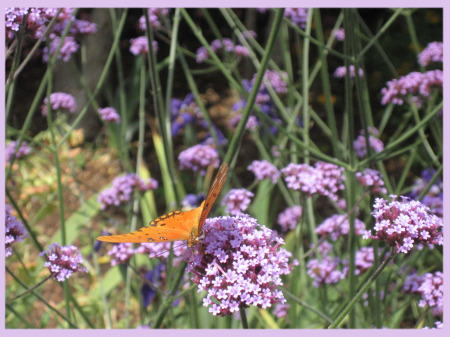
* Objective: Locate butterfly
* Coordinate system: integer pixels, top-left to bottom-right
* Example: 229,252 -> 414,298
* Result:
97,162 -> 229,247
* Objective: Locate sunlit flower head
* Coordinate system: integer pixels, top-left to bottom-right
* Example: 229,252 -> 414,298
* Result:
363,195 -> 443,254
185,215 -> 297,316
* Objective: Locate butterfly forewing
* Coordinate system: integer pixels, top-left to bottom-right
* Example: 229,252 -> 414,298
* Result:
198,162 -> 229,232
97,207 -> 203,243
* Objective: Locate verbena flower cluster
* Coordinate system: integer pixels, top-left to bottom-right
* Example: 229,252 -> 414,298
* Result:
40,243 -> 88,282
228,114 -> 259,132
231,70 -> 288,134
334,27 -> 345,41
129,37 -> 158,55
5,204 -> 28,257
258,8 -> 308,28
107,241 -> 186,266
307,256 -> 346,288
41,92 -> 77,116
178,144 -> 219,175
363,195 -> 443,254
353,127 -> 384,158
273,303 -> 290,318
381,70 -> 443,107
6,8 -> 96,62
356,168 -> 387,194
247,160 -> 280,183
315,214 -> 366,241
171,93 -> 207,136
352,247 -> 375,275
307,211 -> 370,287
404,271 -> 443,316
255,70 -> 288,103
181,193 -> 206,209
277,206 -> 302,232
185,215 -> 297,316
196,38 -> 250,63
98,174 -> 158,210
418,41 -> 443,67
5,140 -> 31,162
409,168 -> 442,218
334,65 -> 364,78
281,161 -> 345,201
98,107 -> 121,124
222,189 -> 254,216
138,8 -> 170,30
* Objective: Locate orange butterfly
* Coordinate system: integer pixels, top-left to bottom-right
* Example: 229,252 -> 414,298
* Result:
97,162 -> 228,247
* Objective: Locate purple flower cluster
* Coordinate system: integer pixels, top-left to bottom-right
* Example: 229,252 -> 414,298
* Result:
228,114 -> 259,132
315,214 -> 366,241
5,204 -> 28,257
356,168 -> 387,194
98,107 -> 121,124
5,140 -> 31,162
196,38 -> 250,63
281,161 -> 345,201
284,8 -> 309,28
181,193 -> 206,209
418,272 -> 443,316
107,241 -> 186,266
277,206 -> 302,232
258,8 -> 308,28
40,243 -> 88,282
137,242 -> 187,264
247,160 -> 280,183
6,8 -> 97,61
98,174 -> 158,210
363,195 -> 443,254
41,92 -> 77,116
185,215 -> 297,316
353,247 -> 374,275
334,28 -> 345,41
231,71 -> 287,135
409,168 -> 442,218
353,127 -> 384,158
306,256 -> 346,288
404,271 -> 443,316
254,70 -> 288,103
171,93 -> 207,136
138,8 -> 170,30
334,65 -> 364,78
129,36 -> 158,56
42,36 -> 79,62
273,303 -> 290,318
107,243 -> 135,266
381,70 -> 443,107
178,144 -> 219,175
418,42 -> 443,67
222,189 -> 254,216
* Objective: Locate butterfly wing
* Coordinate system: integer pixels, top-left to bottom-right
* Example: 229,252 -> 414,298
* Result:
97,162 -> 228,244
97,207 -> 203,243
198,161 -> 228,233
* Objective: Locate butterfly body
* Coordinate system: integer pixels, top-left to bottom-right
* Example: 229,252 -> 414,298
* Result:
97,163 -> 228,247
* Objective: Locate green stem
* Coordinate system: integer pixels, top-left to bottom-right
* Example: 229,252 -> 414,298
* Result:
224,8 -> 285,165
9,275 -> 52,302
328,248 -> 397,328
6,267 -> 78,328
239,307 -> 249,329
